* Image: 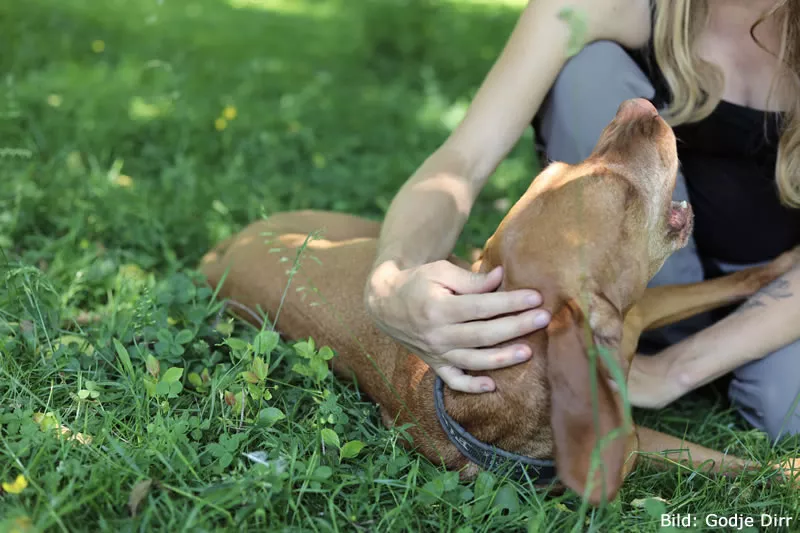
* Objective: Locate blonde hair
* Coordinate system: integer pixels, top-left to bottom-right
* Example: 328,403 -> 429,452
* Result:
652,0 -> 800,207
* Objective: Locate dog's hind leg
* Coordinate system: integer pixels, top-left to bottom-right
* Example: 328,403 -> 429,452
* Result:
634,426 -> 800,485
633,426 -> 756,476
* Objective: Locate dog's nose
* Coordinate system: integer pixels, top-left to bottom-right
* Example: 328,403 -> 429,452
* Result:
617,98 -> 658,121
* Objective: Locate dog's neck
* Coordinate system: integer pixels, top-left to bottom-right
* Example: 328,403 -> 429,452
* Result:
440,214 -> 632,459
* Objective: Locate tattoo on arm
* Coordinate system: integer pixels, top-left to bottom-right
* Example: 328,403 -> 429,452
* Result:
737,298 -> 767,313
735,277 -> 793,314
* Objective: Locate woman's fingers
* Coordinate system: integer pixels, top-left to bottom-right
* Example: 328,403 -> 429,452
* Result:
426,262 -> 505,295
443,344 -> 532,371
429,309 -> 551,351
366,259 -> 552,394
436,365 -> 496,394
423,260 -> 546,323
438,290 -> 545,323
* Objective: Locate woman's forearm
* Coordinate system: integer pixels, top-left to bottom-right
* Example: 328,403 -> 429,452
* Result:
369,0 -> 649,274
372,147 -> 482,272
664,264 -> 800,392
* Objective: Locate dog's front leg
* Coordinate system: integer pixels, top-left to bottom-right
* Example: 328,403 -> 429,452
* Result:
634,245 -> 800,332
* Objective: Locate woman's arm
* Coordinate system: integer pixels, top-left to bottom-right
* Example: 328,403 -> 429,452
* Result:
372,0 -> 651,272
630,264 -> 800,408
366,0 -> 652,393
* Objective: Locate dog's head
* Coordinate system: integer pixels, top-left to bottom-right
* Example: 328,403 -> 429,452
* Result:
589,98 -> 693,276
482,98 -> 692,505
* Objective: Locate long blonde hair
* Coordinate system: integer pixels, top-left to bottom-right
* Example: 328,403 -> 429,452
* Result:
652,0 -> 800,207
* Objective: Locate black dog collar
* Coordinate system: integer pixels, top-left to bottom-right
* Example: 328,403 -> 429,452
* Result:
433,376 -> 558,483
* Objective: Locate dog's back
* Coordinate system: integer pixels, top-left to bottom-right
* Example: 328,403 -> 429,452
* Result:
200,212 -> 427,410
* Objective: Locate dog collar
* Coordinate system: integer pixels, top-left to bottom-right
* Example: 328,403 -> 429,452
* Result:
433,376 -> 558,483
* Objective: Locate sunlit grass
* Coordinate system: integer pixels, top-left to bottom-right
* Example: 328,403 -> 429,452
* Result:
227,0 -> 338,16
452,0 -> 527,5
3,0 -> 798,531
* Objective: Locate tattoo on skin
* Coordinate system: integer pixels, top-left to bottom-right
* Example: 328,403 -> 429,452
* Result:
736,276 -> 793,314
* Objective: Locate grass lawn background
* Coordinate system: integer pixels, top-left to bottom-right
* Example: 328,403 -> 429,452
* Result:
1,0 -> 798,530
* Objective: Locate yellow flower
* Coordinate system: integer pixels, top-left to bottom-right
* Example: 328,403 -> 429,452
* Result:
2,474 -> 28,494
33,412 -> 93,444
222,105 -> 237,120
214,117 -> 227,131
115,174 -> 133,188
91,40 -> 105,53
47,94 -> 63,107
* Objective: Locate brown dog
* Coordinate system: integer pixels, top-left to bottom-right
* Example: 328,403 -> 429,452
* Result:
199,99 -> 798,504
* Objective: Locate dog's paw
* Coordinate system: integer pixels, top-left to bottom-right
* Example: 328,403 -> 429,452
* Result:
379,406 -> 395,429
762,457 -> 800,487
768,246 -> 800,278
738,247 -> 800,295
776,458 -> 800,486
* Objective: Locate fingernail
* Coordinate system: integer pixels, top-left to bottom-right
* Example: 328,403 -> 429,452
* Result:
515,349 -> 529,361
480,383 -> 492,392
532,311 -> 550,327
525,293 -> 541,306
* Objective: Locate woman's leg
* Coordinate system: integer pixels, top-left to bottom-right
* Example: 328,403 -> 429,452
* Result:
711,259 -> 800,441
535,41 -> 708,350
730,341 -> 800,441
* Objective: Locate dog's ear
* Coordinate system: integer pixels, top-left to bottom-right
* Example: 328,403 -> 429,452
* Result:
545,298 -> 631,505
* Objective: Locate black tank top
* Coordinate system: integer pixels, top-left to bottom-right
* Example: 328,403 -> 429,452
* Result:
628,38 -> 800,265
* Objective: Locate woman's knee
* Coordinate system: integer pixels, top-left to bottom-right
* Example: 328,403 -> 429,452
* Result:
729,342 -> 800,441
748,388 -> 800,442
552,41 -> 654,104
536,41 -> 656,164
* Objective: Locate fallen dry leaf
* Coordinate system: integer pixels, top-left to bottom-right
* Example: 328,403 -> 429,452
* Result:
128,479 -> 154,517
32,412 -> 93,444
630,496 -> 670,508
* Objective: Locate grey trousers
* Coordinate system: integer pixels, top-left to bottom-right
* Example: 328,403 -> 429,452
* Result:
535,41 -> 800,442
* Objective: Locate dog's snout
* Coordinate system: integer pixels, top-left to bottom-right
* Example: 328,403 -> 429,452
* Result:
616,98 -> 658,121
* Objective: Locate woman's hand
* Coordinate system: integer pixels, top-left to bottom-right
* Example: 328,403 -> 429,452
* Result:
365,260 -> 551,393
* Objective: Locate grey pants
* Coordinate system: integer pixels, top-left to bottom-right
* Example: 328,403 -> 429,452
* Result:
535,41 -> 800,442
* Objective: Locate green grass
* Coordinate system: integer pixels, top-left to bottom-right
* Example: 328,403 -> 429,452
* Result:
1,0 -> 798,530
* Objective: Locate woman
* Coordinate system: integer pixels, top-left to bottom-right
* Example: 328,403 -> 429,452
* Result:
363,0 -> 800,441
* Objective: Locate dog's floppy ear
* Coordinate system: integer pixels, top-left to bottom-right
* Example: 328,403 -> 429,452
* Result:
546,298 -> 630,505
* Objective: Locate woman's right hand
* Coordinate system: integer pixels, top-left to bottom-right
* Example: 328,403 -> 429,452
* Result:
365,259 -> 551,393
